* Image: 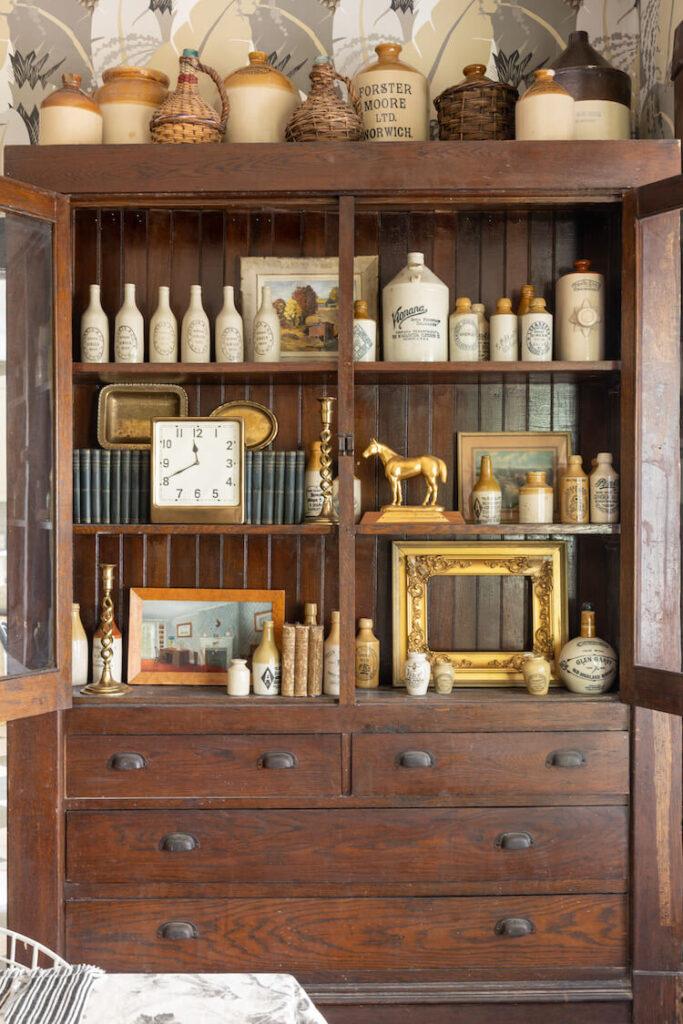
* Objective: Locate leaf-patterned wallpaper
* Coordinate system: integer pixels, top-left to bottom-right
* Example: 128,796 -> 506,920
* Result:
0,0 -> 674,154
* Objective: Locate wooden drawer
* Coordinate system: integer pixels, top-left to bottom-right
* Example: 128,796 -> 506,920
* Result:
66,806 -> 627,893
66,895 -> 627,973
352,732 -> 628,798
66,734 -> 341,798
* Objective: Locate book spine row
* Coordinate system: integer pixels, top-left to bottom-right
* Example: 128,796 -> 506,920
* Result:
244,449 -> 306,525
281,622 -> 324,697
74,448 -> 150,525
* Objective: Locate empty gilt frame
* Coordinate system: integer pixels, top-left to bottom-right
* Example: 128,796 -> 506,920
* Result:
392,541 -> 568,687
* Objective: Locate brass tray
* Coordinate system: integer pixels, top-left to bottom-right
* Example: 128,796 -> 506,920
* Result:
97,383 -> 189,450
209,399 -> 278,450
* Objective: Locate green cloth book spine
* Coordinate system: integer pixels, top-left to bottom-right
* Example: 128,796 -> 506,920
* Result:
73,449 -> 80,525
120,450 -> 131,526
244,449 -> 252,525
90,448 -> 101,524
294,449 -> 306,524
130,450 -> 141,525
261,451 -> 275,526
251,450 -> 263,525
79,449 -> 91,525
274,451 -> 285,525
100,449 -> 111,524
111,449 -> 122,525
284,451 -> 296,525
140,451 -> 150,523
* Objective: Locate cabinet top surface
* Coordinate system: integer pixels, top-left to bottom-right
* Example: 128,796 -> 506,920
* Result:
5,141 -> 680,204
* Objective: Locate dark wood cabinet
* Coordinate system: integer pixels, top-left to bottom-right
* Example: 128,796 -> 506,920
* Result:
3,141 -> 683,1022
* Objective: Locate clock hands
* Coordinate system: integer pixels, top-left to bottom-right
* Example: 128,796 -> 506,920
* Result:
167,440 -> 200,478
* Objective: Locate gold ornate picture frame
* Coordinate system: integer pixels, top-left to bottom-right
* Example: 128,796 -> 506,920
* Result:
392,541 -> 568,687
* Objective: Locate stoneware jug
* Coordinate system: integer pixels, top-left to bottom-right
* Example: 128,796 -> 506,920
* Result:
403,651 -> 431,695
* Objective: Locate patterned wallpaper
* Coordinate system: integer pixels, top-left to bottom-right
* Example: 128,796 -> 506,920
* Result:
0,0 -> 673,155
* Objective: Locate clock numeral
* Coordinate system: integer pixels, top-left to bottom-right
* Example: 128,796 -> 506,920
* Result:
194,488 -> 201,499
226,477 -> 233,486
226,459 -> 233,468
176,488 -> 183,499
226,440 -> 233,450
212,488 -> 219,499
162,458 -> 169,468
193,427 -> 203,438
163,476 -> 169,486
161,439 -> 172,449
175,426 -> 182,437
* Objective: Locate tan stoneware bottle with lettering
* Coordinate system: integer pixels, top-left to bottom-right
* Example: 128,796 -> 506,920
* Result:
490,298 -> 518,360
355,618 -> 379,689
449,297 -> 479,361
521,297 -> 553,361
472,302 -> 489,360
589,452 -> 619,523
560,454 -> 589,524
252,620 -> 281,696
471,455 -> 501,524
354,43 -> 429,142
518,471 -> 553,523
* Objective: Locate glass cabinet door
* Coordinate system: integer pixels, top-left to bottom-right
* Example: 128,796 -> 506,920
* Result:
621,175 -> 683,716
0,177 -> 71,720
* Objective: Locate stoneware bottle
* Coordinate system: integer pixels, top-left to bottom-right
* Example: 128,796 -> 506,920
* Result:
227,658 -> 251,696
522,654 -> 551,695
490,298 -> 518,360
114,283 -> 144,363
434,660 -> 455,695
515,68 -> 574,140
71,603 -> 89,688
550,31 -> 631,140
181,285 -> 210,363
560,454 -> 589,524
92,616 -> 123,684
472,302 -> 490,360
382,252 -> 449,362
555,259 -> 605,361
590,452 -> 619,523
558,603 -> 617,693
403,651 -> 431,695
80,284 -> 109,363
96,65 -> 169,144
324,610 -> 341,696
252,619 -> 281,696
521,297 -> 553,361
253,285 -> 281,362
39,73 -> 103,145
223,51 -> 300,143
353,299 -> 377,361
518,470 -> 553,524
449,297 -> 479,361
471,455 -> 502,524
517,285 -> 534,316
355,617 -> 379,689
149,286 -> 178,363
215,286 -> 244,362
304,441 -> 324,520
354,43 -> 429,142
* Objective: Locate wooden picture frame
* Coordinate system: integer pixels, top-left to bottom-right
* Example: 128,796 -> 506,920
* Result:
127,587 -> 285,686
457,431 -> 571,522
392,541 -> 568,687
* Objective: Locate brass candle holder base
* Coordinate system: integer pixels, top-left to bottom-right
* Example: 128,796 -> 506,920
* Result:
81,563 -> 131,697
80,676 -> 131,697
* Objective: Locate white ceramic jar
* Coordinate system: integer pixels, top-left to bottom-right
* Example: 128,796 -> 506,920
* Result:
354,43 -> 429,142
40,74 -> 103,145
215,286 -> 244,362
181,285 -> 210,363
518,471 -> 553,523
589,452 -> 619,523
149,285 -> 178,362
515,69 -> 574,141
223,51 -> 300,143
323,611 -> 341,696
227,658 -> 251,696
449,297 -> 479,361
403,652 -> 431,695
114,283 -> 144,363
490,298 -> 518,360
555,259 -> 605,360
253,285 -> 281,361
80,284 -> 109,363
71,603 -> 89,688
471,302 -> 490,360
521,297 -> 553,361
353,300 -> 377,361
383,252 -> 449,362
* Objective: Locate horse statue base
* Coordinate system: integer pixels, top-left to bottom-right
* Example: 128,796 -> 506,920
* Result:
362,507 -> 465,525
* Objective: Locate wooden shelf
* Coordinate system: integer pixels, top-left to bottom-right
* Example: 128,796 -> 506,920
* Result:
354,361 -> 621,385
355,522 -> 620,537
73,523 -> 335,536
72,361 -> 337,385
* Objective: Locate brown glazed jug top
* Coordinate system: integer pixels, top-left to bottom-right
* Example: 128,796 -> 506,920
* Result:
360,42 -> 421,75
224,51 -> 298,95
550,31 -> 630,106
354,299 -> 370,318
42,74 -> 101,114
520,68 -> 573,100
97,66 -> 169,105
524,471 -> 550,487
573,259 -> 592,272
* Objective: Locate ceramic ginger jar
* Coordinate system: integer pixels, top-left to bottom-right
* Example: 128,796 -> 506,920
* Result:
39,74 -> 103,145
515,69 -> 574,140
224,51 -> 299,143
96,66 -> 169,144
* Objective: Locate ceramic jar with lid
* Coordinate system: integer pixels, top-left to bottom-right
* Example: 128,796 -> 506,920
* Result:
490,298 -> 518,360
515,69 -> 574,140
403,651 -> 431,695
518,471 -> 553,523
449,297 -> 479,361
224,51 -> 300,142
96,66 -> 169,143
555,259 -> 605,361
521,297 -> 553,361
550,31 -> 631,140
382,252 -> 449,362
354,43 -> 429,141
39,74 -> 103,145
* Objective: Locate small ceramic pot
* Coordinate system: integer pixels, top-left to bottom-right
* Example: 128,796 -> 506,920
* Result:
518,470 -> 553,523
522,655 -> 551,695
227,658 -> 250,696
434,661 -> 455,695
403,652 -> 430,695
96,66 -> 169,144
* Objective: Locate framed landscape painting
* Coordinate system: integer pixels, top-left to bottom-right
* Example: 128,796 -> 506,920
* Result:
240,255 -> 378,361
457,431 -> 572,522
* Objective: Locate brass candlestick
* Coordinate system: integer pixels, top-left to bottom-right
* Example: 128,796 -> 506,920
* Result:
81,564 -> 130,696
312,396 -> 336,524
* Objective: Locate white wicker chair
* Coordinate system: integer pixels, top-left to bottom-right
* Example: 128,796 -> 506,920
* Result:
0,927 -> 67,970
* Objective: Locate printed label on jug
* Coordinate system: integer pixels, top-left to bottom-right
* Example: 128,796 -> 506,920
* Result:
152,322 -> 176,358
217,326 -> 242,361
254,322 -> 275,356
390,304 -> 443,348
115,325 -> 139,361
353,323 -> 374,360
472,492 -> 501,524
358,79 -> 421,139
452,320 -> 478,354
82,326 -> 105,361
186,318 -> 209,354
593,477 -> 619,515
525,320 -> 551,357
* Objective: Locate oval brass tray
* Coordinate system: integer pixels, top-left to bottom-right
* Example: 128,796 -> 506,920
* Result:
209,400 -> 278,450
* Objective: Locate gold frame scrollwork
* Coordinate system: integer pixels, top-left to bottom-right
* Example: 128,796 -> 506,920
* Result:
392,542 -> 568,688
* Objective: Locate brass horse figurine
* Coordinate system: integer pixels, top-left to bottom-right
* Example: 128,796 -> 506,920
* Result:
362,438 -> 447,507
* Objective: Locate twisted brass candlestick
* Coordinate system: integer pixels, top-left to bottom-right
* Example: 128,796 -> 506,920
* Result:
81,564 -> 130,696
312,396 -> 336,525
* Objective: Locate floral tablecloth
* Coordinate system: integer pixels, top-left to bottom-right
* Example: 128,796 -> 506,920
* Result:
79,973 -> 328,1024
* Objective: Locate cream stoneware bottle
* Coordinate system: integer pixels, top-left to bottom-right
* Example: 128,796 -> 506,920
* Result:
252,620 -> 281,696
518,471 -> 553,523
353,299 -> 377,361
80,284 -> 109,363
471,455 -> 502,524
558,603 -> 617,693
114,283 -> 144,363
324,611 -> 341,695
490,298 -> 518,360
555,259 -> 605,360
560,454 -> 589,524
355,618 -> 380,689
472,302 -> 490,360
227,658 -> 251,696
305,441 -> 324,519
521,297 -> 553,361
71,603 -> 89,687
181,285 -> 210,363
253,285 -> 281,361
590,452 -> 619,523
149,286 -> 178,363
215,286 -> 244,362
449,297 -> 479,361
383,252 -> 449,362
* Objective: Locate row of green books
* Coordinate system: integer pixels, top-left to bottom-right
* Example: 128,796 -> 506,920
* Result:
244,450 -> 307,525
73,448 -> 150,524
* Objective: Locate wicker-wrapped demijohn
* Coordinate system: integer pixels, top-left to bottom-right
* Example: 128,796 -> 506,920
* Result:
150,49 -> 229,144
285,56 -> 363,142
434,64 -> 517,141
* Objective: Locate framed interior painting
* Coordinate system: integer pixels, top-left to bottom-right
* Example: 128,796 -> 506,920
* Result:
127,587 -> 285,686
457,431 -> 571,522
240,255 -> 379,361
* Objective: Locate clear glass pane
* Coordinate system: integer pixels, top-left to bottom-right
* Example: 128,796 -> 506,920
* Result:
0,213 -> 55,676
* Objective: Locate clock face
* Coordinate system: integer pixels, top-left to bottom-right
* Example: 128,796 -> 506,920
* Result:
151,418 -> 244,523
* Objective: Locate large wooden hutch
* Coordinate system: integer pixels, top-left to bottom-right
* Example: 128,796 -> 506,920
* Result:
1,140 -> 682,1023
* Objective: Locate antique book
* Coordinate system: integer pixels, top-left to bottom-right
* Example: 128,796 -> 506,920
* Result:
274,451 -> 285,525
140,451 -> 150,523
261,451 -> 275,526
72,449 -> 80,525
294,449 -> 306,523
281,623 -> 296,697
284,450 -> 296,524
307,624 -> 324,697
130,450 -> 141,525
251,450 -> 263,525
90,448 -> 101,524
111,449 -> 122,525
294,623 -> 309,697
120,449 -> 131,526
100,449 -> 111,524
244,449 -> 253,524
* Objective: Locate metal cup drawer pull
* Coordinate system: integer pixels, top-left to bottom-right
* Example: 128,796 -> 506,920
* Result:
107,752 -> 148,771
495,917 -> 535,938
546,749 -> 586,768
258,751 -> 297,770
495,831 -> 533,851
396,750 -> 434,769
159,832 -> 199,853
157,921 -> 199,941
